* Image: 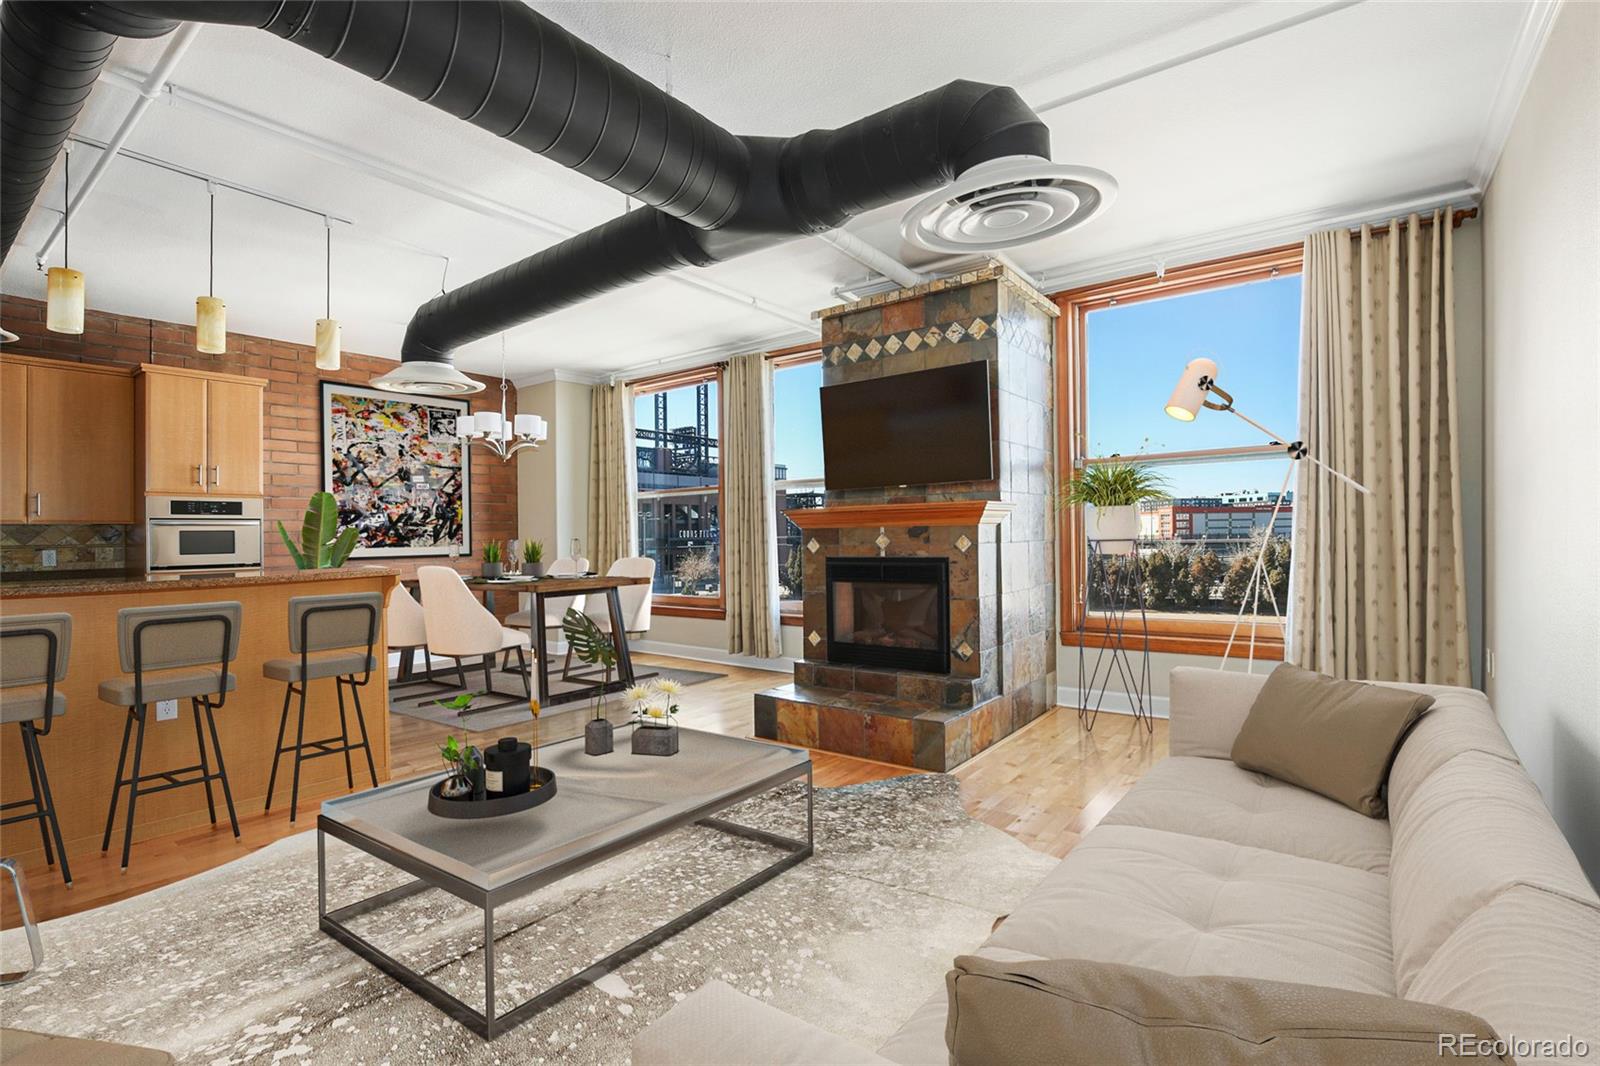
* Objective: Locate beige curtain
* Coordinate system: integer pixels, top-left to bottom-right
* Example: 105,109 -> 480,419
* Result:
723,352 -> 780,658
1291,211 -> 1471,684
587,382 -> 635,573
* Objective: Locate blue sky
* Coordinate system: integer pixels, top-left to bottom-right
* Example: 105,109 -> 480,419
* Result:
1085,274 -> 1303,497
664,273 -> 1301,494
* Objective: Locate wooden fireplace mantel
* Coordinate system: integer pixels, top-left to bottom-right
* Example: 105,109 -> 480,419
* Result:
785,500 -> 1014,530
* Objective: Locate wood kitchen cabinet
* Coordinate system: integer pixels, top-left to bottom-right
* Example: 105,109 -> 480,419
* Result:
137,365 -> 265,496
0,355 -> 136,524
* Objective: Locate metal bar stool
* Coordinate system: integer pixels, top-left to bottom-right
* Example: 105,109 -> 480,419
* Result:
263,592 -> 381,822
97,602 -> 242,870
0,613 -> 72,886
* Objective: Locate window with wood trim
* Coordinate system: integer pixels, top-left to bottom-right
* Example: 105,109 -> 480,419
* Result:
1055,245 -> 1304,658
633,366 -> 723,614
771,349 -> 825,620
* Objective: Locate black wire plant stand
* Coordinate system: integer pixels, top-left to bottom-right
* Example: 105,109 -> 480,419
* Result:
1076,540 -> 1154,733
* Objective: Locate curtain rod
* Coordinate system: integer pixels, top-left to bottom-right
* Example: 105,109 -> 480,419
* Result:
1357,206 -> 1478,237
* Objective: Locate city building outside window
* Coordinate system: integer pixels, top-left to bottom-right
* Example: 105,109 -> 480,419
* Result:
633,367 -> 722,612
1055,245 -> 1304,657
771,351 -> 825,618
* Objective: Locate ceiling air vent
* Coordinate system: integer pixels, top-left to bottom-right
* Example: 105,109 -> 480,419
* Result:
901,157 -> 1118,253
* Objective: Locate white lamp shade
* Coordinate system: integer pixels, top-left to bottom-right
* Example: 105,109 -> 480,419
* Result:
315,317 -> 341,371
514,413 -> 537,437
477,410 -> 503,437
46,267 -> 85,335
1165,357 -> 1218,421
196,295 -> 226,354
453,416 -> 472,439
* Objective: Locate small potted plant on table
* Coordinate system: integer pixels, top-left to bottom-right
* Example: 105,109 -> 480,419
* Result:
563,607 -> 618,754
481,540 -> 504,579
437,735 -> 485,800
632,678 -> 682,756
521,539 -> 545,577
1061,462 -> 1168,554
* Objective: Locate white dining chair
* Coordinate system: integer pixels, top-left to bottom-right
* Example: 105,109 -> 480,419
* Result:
565,557 -> 656,678
386,583 -> 440,688
503,555 -> 589,674
417,566 -> 533,708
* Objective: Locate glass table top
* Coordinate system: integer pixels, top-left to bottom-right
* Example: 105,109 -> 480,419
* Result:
319,728 -> 810,894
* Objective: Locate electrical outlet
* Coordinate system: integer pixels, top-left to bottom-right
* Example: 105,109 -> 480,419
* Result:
155,699 -> 179,722
39,549 -> 56,568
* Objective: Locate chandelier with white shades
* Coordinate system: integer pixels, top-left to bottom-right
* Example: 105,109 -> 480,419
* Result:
456,338 -> 548,461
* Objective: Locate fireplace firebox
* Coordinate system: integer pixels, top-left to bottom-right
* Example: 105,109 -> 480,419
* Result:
825,557 -> 950,674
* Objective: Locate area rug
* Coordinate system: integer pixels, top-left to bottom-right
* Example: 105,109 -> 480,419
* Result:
0,775 -> 1054,1065
388,665 -> 727,733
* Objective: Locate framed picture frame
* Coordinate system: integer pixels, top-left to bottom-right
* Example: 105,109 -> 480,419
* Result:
320,381 -> 472,558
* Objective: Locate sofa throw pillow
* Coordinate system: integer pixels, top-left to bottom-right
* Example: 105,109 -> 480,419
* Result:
944,956 -> 1512,1066
1230,662 -> 1434,817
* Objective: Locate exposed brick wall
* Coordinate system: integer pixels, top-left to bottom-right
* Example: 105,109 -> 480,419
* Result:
0,295 -> 518,596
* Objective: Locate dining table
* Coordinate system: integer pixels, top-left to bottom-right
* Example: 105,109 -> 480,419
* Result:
459,573 -> 652,708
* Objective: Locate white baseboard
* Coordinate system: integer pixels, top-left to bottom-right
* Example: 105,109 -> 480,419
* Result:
630,639 -> 796,676
1056,686 -> 1171,720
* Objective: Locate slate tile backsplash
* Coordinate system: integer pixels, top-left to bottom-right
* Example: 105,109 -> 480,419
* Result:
1,524 -> 130,574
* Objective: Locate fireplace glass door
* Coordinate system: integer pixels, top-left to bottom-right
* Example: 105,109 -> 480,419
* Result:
825,557 -> 950,674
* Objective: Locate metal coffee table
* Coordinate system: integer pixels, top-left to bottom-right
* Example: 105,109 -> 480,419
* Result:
317,728 -> 812,1038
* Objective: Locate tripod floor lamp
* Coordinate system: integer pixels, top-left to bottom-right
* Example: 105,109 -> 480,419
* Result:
1164,357 -> 1370,668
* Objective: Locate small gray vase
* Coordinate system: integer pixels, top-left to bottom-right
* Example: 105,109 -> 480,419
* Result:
483,562 -> 504,579
632,723 -> 679,757
584,717 -> 614,755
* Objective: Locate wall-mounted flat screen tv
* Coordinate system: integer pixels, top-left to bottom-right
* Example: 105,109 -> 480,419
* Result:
820,361 -> 994,491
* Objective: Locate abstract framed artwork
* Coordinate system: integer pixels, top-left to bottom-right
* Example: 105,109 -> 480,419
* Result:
320,382 -> 471,557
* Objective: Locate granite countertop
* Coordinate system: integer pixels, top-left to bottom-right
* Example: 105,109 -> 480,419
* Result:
0,566 -> 400,599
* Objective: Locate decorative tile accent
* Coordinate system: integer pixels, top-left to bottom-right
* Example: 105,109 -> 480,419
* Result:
923,327 -> 943,347
955,534 -> 972,553
883,334 -> 901,354
944,321 -> 966,343
846,342 -> 863,362
967,317 -> 989,339
875,528 -> 891,555
955,641 -> 975,662
865,338 -> 882,358
902,330 -> 922,351
806,538 -> 821,554
808,630 -> 822,647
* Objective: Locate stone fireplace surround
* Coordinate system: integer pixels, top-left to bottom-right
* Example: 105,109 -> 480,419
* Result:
753,265 -> 1057,772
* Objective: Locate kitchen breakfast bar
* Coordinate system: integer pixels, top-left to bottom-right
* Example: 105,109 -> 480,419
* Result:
0,567 -> 398,876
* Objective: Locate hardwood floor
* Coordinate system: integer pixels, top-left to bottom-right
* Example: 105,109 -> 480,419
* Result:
3,653 -> 1165,927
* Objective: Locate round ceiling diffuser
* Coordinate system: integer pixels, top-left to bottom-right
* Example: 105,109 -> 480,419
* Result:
369,360 -> 485,396
901,156 -> 1118,253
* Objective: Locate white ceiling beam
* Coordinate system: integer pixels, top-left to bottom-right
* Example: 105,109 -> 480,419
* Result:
33,24 -> 202,268
1024,1 -> 1365,114
96,67 -> 815,331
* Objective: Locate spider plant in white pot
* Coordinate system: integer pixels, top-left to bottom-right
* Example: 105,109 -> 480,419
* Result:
1062,462 -> 1168,553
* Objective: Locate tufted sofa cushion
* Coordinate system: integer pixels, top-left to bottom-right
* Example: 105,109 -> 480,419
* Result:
1099,756 -> 1393,874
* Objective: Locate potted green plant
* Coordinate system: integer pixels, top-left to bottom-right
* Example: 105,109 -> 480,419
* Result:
438,735 -> 485,800
563,607 -> 618,754
1061,462 -> 1168,553
481,540 -> 504,579
278,491 -> 360,569
631,677 -> 682,757
521,539 -> 545,577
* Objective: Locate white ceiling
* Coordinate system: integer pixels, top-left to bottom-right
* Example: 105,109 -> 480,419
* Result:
0,0 -> 1533,382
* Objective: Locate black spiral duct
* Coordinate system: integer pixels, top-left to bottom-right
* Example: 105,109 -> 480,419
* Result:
1,1 -> 1050,365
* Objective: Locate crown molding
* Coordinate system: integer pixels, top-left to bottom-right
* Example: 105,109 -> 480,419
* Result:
513,368 -> 606,389
1030,183 -> 1481,294
1469,0 -> 1564,191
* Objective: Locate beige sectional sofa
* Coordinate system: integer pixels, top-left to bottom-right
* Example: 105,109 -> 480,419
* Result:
635,668 -> 1600,1064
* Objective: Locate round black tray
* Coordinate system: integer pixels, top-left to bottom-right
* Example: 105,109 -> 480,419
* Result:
427,767 -> 556,819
